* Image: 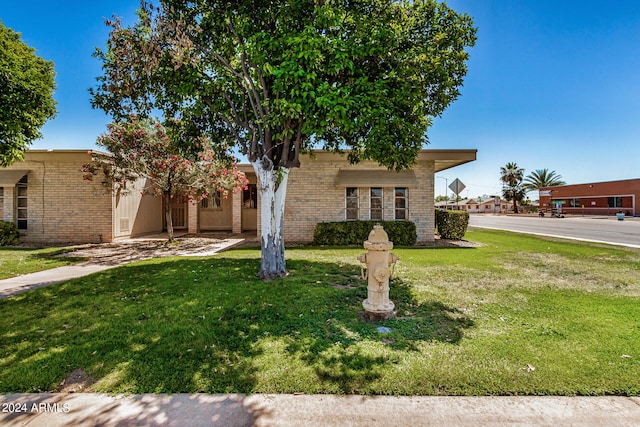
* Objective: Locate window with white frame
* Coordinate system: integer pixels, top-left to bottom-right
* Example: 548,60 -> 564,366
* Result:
345,187 -> 358,220
370,188 -> 383,220
16,176 -> 27,230
394,187 -> 408,220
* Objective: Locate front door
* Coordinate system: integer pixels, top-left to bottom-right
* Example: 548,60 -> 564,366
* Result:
163,201 -> 187,230
242,184 -> 258,231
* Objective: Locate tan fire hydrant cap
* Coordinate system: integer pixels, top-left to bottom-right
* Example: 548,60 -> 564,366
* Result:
368,224 -> 389,243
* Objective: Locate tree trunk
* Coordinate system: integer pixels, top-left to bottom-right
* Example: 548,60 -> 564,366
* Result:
512,197 -> 518,214
164,192 -> 174,241
252,157 -> 289,280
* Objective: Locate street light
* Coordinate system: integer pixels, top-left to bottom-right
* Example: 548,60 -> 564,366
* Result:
437,176 -> 449,209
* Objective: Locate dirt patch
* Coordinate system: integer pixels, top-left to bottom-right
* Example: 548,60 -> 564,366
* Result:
56,368 -> 96,393
58,234 -> 242,266
432,237 -> 484,248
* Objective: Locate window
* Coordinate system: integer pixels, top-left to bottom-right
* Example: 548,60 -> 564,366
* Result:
201,191 -> 222,209
569,198 -> 580,208
346,187 -> 359,220
394,188 -> 408,220
370,188 -> 383,220
16,176 -> 27,230
608,197 -> 623,208
243,184 -> 257,208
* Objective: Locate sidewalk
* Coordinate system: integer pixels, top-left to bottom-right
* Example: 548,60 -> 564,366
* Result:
1,393 -> 639,426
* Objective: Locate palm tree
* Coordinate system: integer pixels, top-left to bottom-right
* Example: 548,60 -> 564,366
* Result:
523,169 -> 566,192
500,162 -> 524,213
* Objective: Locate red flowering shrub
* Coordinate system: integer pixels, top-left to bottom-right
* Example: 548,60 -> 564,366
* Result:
82,115 -> 248,239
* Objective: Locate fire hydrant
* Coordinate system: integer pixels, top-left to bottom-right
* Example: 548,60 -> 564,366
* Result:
357,224 -> 399,320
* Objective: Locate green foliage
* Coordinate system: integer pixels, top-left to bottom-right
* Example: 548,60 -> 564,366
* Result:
523,169 -> 566,193
0,222 -> 19,246
91,1 -> 476,171
313,220 -> 417,246
0,21 -> 56,166
435,209 -> 469,240
500,162 -> 525,213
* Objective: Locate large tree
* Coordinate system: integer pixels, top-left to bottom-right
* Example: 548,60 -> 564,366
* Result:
0,21 -> 57,166
500,162 -> 524,214
523,169 -> 566,193
91,0 -> 477,279
81,116 -> 248,241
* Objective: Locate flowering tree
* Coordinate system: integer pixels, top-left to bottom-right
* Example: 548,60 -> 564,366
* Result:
82,116 -> 248,240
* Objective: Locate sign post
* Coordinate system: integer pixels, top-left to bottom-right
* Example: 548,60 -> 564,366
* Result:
449,178 -> 466,209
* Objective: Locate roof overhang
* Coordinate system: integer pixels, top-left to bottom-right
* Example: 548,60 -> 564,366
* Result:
416,149 -> 477,173
0,170 -> 29,186
337,169 -> 418,187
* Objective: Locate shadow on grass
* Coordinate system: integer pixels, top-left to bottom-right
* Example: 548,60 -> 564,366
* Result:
0,256 -> 473,394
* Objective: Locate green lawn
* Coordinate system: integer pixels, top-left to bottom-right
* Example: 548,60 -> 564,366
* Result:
1,229 -> 639,395
0,247 -> 84,280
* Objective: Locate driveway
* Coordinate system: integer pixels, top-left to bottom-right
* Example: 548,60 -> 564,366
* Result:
469,214 -> 640,248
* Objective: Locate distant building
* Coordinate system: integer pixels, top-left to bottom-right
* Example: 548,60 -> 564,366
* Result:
539,179 -> 640,216
435,198 -> 510,213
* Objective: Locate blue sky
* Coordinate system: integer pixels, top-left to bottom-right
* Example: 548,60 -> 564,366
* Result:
2,1 -> 639,199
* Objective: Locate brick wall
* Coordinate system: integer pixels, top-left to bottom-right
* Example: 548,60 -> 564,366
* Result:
283,153 -> 436,244
2,151 -> 113,244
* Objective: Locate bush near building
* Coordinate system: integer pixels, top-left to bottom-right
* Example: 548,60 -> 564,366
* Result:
0,222 -> 19,246
436,209 -> 469,240
313,220 -> 417,246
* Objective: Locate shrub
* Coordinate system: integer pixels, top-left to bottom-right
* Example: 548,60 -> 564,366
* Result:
435,209 -> 469,240
0,222 -> 19,246
313,220 -> 417,246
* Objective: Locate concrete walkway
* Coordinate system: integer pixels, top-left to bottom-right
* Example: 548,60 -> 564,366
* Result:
1,393 -> 639,426
0,263 -> 113,298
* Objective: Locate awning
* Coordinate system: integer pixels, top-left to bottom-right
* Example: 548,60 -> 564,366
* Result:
0,170 -> 29,186
337,169 -> 418,187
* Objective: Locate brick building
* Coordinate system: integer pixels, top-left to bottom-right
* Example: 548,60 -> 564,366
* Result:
539,178 -> 640,216
0,150 -> 162,244
1,148 -> 476,245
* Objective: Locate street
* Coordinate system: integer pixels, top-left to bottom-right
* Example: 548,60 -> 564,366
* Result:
469,214 -> 640,248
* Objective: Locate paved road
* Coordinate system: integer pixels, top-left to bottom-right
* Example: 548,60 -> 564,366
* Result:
469,214 -> 640,248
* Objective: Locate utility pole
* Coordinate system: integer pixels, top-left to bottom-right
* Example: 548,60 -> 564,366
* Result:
437,176 -> 449,209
